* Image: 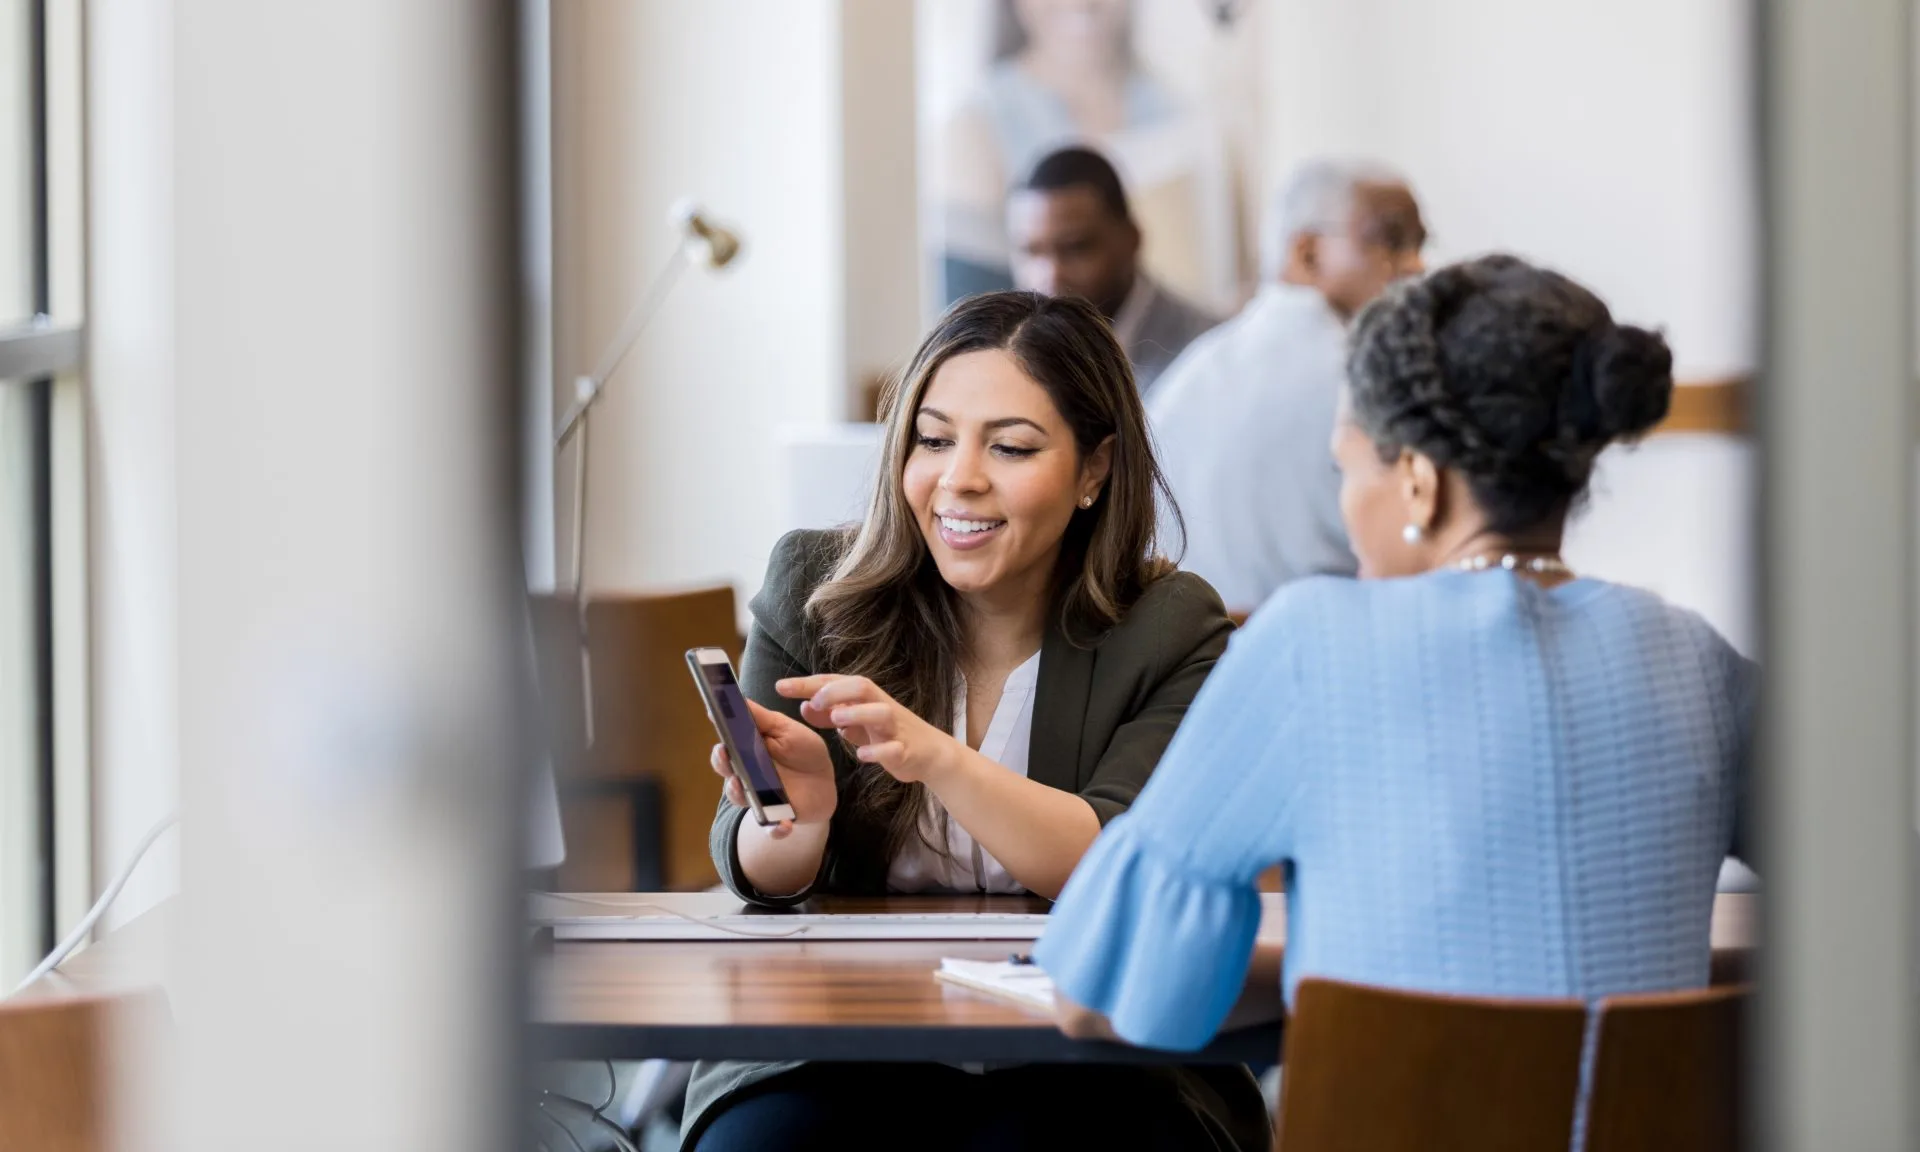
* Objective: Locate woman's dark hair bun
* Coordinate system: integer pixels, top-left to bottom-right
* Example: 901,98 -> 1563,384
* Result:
1575,323 -> 1673,440
1347,253 -> 1678,533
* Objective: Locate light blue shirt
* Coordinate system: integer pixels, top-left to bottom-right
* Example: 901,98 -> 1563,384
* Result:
1036,571 -> 1756,1052
1148,284 -> 1358,614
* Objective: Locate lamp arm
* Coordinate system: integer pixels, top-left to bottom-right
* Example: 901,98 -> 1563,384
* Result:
552,237 -> 693,750
553,239 -> 690,452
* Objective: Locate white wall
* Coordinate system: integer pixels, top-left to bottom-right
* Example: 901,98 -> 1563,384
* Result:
1566,437 -> 1758,655
842,0 -> 923,416
1262,0 -> 1759,645
549,0 -> 919,608
1260,0 -> 1756,378
87,0 -> 180,931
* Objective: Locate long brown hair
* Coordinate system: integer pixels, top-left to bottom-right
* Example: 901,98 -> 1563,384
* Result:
806,290 -> 1181,860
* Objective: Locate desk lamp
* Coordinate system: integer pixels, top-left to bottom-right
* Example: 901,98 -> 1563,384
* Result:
553,200 -> 743,745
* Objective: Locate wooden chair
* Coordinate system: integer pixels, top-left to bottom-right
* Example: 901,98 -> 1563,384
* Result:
0,992 -> 168,1152
531,587 -> 741,891
1274,978 -> 1588,1152
1584,985 -> 1748,1152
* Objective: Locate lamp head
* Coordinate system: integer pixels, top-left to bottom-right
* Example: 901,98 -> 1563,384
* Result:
669,199 -> 743,270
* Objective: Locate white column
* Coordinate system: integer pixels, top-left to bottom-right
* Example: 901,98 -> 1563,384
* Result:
1758,1 -> 1916,1147
152,2 -> 523,1149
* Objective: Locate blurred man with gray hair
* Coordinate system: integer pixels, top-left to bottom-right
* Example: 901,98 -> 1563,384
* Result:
1148,160 -> 1427,613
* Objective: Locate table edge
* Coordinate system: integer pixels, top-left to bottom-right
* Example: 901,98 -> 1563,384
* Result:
528,1020 -> 1283,1066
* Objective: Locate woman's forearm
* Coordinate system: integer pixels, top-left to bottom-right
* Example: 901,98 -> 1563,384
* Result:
1056,940 -> 1285,1043
925,747 -> 1102,899
733,815 -> 830,899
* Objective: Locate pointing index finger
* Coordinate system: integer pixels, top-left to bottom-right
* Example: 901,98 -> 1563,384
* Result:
774,674 -> 842,699
802,677 -> 878,709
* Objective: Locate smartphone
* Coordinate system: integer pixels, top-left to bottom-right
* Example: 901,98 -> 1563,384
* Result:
685,648 -> 797,827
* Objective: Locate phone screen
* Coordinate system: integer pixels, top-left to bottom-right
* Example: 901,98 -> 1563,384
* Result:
697,659 -> 790,804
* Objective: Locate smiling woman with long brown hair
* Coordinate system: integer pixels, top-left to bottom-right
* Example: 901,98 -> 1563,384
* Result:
680,291 -> 1269,1151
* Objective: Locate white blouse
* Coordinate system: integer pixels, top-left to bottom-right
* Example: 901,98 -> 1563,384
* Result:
884,651 -> 1041,894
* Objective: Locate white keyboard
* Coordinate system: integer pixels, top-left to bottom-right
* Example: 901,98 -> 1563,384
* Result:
542,909 -> 1050,942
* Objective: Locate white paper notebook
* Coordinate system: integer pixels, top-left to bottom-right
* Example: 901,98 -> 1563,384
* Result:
934,957 -> 1057,1011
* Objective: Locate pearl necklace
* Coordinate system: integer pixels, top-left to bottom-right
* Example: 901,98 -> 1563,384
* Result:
1455,553 -> 1572,575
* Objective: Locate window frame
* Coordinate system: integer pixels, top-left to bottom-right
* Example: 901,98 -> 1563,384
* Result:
0,0 -> 82,964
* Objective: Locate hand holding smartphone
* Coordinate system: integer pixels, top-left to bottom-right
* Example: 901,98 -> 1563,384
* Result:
686,648 -> 797,827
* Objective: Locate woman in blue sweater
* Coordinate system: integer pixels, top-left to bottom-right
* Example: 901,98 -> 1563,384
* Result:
1037,253 -> 1755,1053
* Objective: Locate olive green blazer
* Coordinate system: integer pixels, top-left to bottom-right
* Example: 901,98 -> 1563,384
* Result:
707,527 -> 1235,902
683,529 -> 1268,1151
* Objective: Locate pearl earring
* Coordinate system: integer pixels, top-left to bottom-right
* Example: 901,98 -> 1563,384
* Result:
1079,495 -> 1095,509
1402,523 -> 1425,545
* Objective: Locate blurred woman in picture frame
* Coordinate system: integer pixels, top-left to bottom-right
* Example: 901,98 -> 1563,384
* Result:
932,0 -> 1246,312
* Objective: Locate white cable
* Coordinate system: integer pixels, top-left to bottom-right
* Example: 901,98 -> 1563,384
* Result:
531,891 -> 808,939
10,810 -> 180,996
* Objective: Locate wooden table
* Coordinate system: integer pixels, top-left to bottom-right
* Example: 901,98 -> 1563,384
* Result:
528,891 -> 1759,1066
531,893 -> 1288,1065
27,892 -> 1757,1068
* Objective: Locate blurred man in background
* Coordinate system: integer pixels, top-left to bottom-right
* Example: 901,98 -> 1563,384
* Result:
1006,145 -> 1220,397
1149,159 -> 1428,614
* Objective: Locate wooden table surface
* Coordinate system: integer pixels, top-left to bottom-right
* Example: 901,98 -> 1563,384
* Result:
528,891 -> 1758,1066
529,892 -> 1291,1064
26,892 -> 1758,1067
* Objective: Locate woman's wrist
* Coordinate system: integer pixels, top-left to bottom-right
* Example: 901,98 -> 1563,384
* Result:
734,808 -> 830,895
918,734 -> 977,793
746,812 -> 830,846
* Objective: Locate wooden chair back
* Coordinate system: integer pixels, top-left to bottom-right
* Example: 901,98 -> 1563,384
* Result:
531,586 -> 741,890
0,991 -> 168,1152
1585,985 -> 1748,1152
1275,978 -> 1588,1152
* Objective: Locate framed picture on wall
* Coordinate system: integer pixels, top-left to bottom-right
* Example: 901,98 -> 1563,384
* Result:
917,0 -> 1266,320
